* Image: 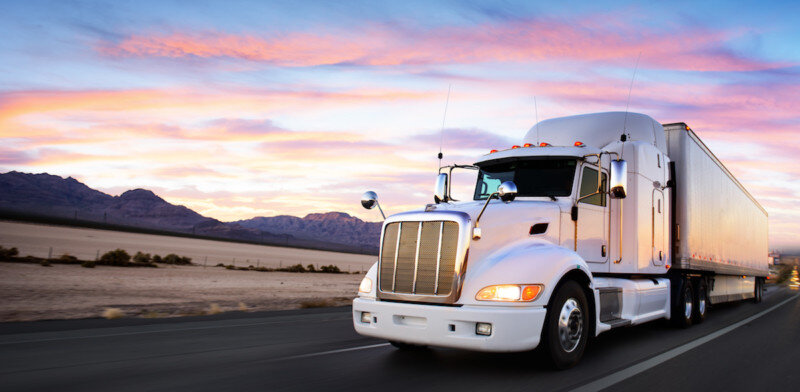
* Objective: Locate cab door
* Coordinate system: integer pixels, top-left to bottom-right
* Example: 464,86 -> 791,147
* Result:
576,165 -> 609,264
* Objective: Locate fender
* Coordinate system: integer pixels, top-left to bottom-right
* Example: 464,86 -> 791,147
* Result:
459,238 -> 593,307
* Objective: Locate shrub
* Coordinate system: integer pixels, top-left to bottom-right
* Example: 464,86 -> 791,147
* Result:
306,264 -> 316,273
59,254 -> 79,264
133,252 -> 151,264
284,264 -> 306,273
225,264 -> 235,270
162,253 -> 192,265
0,246 -> 19,260
152,255 -> 162,263
300,299 -> 334,308
319,265 -> 341,273
215,263 -> 225,267
208,303 -> 222,315
99,249 -> 131,266
81,260 -> 96,268
39,259 -> 52,267
102,308 -> 125,319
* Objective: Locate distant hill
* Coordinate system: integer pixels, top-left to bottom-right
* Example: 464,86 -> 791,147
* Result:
0,171 -> 380,254
235,212 -> 381,250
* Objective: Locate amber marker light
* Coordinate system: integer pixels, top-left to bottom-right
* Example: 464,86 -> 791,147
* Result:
511,145 -> 521,149
539,142 -> 551,147
489,149 -> 498,154
476,284 -> 543,302
574,141 -> 584,147
523,143 -> 533,147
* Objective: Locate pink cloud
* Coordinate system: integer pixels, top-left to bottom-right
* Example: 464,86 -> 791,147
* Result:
99,19 -> 791,72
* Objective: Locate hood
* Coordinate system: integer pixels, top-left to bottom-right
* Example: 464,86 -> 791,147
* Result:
422,198 -> 565,264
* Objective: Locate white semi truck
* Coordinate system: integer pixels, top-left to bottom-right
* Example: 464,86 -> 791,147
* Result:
353,112 -> 769,368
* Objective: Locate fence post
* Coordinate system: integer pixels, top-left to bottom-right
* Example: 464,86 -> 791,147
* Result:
48,247 -> 53,260
95,250 -> 100,261
204,256 -> 207,268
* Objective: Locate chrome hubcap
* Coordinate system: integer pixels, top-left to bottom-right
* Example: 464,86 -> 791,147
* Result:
684,292 -> 693,319
558,298 -> 583,353
698,290 -> 706,315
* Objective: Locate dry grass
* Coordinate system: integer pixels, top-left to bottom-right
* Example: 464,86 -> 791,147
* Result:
102,307 -> 125,319
238,302 -> 248,311
299,298 -> 335,308
208,303 -> 223,315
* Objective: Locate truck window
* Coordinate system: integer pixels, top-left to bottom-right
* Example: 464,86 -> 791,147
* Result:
579,166 -> 607,206
474,159 -> 577,200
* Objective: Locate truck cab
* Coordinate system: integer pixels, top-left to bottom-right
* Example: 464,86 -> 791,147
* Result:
353,112 -> 767,368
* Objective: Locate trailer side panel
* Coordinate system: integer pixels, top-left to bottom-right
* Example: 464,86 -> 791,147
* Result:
664,123 -> 768,277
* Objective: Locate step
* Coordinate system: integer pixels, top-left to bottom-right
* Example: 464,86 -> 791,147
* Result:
603,318 -> 631,329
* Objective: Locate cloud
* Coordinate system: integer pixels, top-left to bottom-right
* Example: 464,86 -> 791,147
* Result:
98,18 -> 792,72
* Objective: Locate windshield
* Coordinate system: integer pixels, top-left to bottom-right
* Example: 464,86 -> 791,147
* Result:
473,159 -> 577,200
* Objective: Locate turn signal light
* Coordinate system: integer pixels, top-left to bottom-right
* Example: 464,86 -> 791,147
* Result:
476,284 -> 543,302
539,142 -> 551,147
574,141 -> 584,147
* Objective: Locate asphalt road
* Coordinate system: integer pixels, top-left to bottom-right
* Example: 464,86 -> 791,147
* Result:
1,286 -> 798,392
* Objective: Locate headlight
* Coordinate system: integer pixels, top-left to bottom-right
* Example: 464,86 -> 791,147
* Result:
476,284 -> 543,302
358,277 -> 373,293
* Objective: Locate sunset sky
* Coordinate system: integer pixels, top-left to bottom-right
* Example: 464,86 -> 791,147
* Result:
0,1 -> 798,251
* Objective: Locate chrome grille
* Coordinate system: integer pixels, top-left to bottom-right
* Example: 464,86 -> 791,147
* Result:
379,220 -> 459,296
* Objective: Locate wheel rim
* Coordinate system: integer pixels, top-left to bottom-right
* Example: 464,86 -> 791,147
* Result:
698,287 -> 706,315
684,288 -> 693,320
558,298 -> 583,353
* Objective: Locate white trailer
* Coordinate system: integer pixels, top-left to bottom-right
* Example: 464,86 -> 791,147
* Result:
353,112 -> 768,368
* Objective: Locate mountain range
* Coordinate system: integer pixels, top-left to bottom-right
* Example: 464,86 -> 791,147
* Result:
0,171 -> 381,254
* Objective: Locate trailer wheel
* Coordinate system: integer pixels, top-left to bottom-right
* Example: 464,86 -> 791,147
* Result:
692,279 -> 708,324
673,280 -> 693,328
542,280 -> 589,369
753,279 -> 763,303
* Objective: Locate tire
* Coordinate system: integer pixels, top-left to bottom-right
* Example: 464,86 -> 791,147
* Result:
692,279 -> 708,324
542,280 -> 589,370
389,341 -> 426,350
673,279 -> 693,328
754,279 -> 763,303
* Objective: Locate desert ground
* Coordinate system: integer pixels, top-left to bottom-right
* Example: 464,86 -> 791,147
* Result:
0,262 -> 363,322
0,220 -> 376,271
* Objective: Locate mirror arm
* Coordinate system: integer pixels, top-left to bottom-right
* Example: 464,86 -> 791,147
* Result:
375,201 -> 386,220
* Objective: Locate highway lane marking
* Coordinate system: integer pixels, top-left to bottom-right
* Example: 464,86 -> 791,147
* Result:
0,316 -> 352,345
570,293 -> 799,392
277,343 -> 392,361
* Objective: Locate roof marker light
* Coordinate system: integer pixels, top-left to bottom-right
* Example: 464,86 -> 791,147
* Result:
489,149 -> 498,154
574,141 -> 584,147
523,143 -> 533,147
539,142 -> 551,147
511,145 -> 521,149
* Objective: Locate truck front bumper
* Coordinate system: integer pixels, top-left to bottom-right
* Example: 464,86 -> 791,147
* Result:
352,297 -> 547,352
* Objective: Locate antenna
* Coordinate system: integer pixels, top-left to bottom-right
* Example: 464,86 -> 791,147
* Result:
622,52 -> 642,135
534,96 -> 540,145
438,84 -> 451,170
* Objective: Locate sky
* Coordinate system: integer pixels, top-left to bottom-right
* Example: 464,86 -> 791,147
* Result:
0,0 -> 798,251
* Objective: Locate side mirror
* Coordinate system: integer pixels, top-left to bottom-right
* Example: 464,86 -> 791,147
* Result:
497,181 -> 518,203
610,159 -> 627,199
434,173 -> 448,204
361,191 -> 386,219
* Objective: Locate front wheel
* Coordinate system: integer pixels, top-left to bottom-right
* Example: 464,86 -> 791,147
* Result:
542,280 -> 589,369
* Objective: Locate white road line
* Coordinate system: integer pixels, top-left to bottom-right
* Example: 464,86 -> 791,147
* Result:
278,343 -> 391,361
0,317 -> 352,345
570,294 -> 799,392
